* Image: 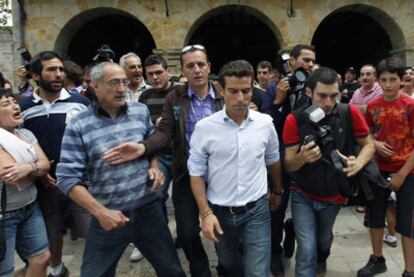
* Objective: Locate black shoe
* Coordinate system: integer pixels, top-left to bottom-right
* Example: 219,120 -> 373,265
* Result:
48,264 -> 69,277
317,261 -> 327,277
403,271 -> 414,277
283,218 -> 295,258
357,255 -> 387,277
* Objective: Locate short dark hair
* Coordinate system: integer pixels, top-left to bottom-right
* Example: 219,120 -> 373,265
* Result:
307,66 -> 339,91
30,51 -> 63,75
218,60 -> 254,88
0,88 -> 14,100
290,44 -> 316,59
179,45 -> 209,66
376,56 -> 405,80
144,54 -> 168,69
64,60 -> 83,86
257,60 -> 272,71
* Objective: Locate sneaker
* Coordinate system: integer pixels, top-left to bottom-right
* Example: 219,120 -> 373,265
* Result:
383,234 -> 397,248
317,261 -> 327,277
357,255 -> 387,277
129,247 -> 144,262
283,218 -> 295,258
403,271 -> 414,277
48,264 -> 69,277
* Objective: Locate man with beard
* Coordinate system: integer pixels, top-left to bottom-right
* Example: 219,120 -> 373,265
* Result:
350,64 -> 383,113
19,51 -> 90,277
119,52 -> 150,102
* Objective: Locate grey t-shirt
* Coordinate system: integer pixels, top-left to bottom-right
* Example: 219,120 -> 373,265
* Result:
1,128 -> 38,211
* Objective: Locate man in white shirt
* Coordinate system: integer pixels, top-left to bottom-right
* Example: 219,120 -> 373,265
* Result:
188,59 -> 283,277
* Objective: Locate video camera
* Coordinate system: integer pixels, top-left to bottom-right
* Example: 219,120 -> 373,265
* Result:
96,44 -> 115,63
302,105 -> 345,172
17,47 -> 32,79
280,53 -> 309,94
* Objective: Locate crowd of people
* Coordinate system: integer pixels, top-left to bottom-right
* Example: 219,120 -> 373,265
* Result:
0,43 -> 413,277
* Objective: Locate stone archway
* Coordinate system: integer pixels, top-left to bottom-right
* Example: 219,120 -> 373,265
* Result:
184,5 -> 282,74
54,7 -> 156,67
311,4 -> 405,74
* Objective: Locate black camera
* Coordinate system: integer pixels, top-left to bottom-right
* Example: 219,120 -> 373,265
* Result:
303,105 -> 345,171
96,44 -> 115,63
17,47 -> 32,79
280,53 -> 309,94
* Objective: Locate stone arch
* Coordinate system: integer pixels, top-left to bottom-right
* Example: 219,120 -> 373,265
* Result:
311,4 -> 405,73
184,5 -> 283,73
54,7 -> 156,66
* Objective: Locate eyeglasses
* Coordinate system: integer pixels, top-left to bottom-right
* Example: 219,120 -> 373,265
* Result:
106,79 -> 129,88
181,44 -> 205,54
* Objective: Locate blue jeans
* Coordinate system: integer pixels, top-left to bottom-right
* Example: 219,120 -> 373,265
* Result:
173,175 -> 211,277
213,195 -> 271,277
0,202 -> 49,277
80,200 -> 185,277
291,191 -> 341,277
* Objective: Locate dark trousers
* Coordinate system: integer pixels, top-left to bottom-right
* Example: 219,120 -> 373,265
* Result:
173,174 -> 211,277
80,200 -> 185,277
269,172 -> 291,253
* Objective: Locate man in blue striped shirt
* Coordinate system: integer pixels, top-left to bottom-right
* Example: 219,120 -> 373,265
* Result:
56,62 -> 185,276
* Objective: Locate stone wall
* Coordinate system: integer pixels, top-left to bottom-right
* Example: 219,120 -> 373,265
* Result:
9,0 -> 414,71
0,30 -> 15,86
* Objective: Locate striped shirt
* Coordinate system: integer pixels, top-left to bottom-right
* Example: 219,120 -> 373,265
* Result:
19,89 -> 90,176
56,102 -> 157,211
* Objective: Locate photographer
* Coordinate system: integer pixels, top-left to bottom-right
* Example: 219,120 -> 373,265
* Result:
260,44 -> 316,275
283,67 -> 374,277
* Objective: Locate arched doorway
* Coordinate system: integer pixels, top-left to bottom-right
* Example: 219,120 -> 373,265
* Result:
55,8 -> 156,67
185,5 -> 281,74
312,4 -> 404,75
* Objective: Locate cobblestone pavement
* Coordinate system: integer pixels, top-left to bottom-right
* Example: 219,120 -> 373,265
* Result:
15,204 -> 404,276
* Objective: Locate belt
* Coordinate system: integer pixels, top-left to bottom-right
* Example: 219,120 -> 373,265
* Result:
211,195 -> 265,215
6,200 -> 36,214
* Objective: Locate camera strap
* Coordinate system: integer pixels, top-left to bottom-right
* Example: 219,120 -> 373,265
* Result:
337,104 -> 375,201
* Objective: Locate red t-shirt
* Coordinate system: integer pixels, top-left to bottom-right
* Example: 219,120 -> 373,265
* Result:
282,104 -> 369,203
365,93 -> 414,173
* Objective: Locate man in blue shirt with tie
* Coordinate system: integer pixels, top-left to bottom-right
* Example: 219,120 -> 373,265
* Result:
188,60 -> 283,277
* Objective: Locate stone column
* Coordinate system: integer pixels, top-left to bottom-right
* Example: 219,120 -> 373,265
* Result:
390,47 -> 414,66
153,48 -> 182,76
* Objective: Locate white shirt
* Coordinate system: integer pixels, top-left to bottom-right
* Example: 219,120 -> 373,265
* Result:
188,107 -> 279,206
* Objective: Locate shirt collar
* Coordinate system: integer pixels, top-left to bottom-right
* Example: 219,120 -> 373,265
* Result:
221,105 -> 255,123
92,101 -> 128,118
360,82 -> 380,95
32,88 -> 71,104
188,83 -> 216,100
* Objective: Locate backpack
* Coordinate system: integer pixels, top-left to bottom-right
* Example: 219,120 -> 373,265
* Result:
337,103 -> 388,202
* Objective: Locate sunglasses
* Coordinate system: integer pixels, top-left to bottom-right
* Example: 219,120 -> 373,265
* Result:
181,44 -> 205,54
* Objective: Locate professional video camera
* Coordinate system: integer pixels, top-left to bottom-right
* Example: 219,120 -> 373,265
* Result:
302,105 -> 345,171
280,53 -> 309,94
96,44 -> 115,63
17,47 -> 32,79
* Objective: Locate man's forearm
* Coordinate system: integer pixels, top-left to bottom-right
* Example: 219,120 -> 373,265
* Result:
267,161 -> 282,193
190,176 -> 210,215
142,130 -> 171,156
355,136 -> 375,168
68,185 -> 106,217
398,150 -> 414,177
285,147 -> 305,172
